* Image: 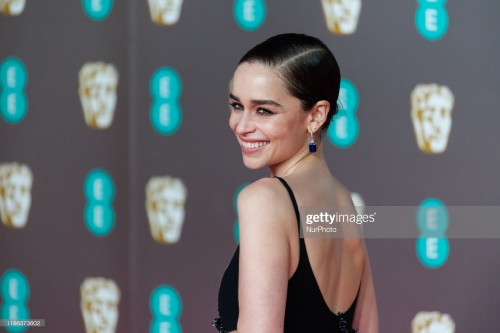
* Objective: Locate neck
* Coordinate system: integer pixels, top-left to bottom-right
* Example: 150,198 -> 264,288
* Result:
270,145 -> 325,178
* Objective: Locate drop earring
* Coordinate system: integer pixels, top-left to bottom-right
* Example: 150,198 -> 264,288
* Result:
309,130 -> 317,153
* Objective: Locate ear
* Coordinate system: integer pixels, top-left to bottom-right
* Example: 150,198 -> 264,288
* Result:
307,100 -> 330,133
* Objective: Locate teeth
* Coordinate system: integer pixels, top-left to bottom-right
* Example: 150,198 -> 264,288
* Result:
241,141 -> 269,149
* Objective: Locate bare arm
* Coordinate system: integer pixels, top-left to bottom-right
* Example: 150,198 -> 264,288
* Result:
352,243 -> 379,332
234,179 -> 294,333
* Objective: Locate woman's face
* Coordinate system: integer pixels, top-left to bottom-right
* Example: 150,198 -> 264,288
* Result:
229,62 -> 310,171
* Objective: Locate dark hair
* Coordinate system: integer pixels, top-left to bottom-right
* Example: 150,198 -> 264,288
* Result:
239,33 -> 341,134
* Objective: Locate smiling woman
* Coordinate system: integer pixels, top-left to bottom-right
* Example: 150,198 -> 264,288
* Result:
214,33 -> 378,333
229,62 -> 307,171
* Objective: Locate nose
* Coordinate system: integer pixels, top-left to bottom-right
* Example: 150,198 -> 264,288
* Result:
231,110 -> 254,135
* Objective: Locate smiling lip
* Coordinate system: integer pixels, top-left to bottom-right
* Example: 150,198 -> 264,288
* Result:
238,139 -> 270,154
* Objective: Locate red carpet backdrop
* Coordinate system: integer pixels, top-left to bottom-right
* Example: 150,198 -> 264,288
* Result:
1,1 -> 500,332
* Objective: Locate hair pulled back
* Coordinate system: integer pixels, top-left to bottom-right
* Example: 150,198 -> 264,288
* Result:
239,33 -> 341,134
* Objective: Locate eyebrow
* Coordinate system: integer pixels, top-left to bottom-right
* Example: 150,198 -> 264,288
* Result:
229,93 -> 282,107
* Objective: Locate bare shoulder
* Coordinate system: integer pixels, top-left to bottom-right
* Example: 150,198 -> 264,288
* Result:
237,177 -> 295,230
237,177 -> 289,211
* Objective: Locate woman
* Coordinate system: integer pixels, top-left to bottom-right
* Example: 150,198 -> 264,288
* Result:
214,33 -> 378,333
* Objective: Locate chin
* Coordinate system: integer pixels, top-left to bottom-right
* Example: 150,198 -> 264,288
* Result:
242,157 -> 266,170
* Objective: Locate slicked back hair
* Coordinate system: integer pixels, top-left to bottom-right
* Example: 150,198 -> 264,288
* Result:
239,33 -> 341,134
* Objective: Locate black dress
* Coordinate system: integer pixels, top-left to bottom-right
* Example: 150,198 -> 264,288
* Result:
214,177 -> 358,333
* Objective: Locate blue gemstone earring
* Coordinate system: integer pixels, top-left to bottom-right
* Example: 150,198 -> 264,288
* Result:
309,130 -> 317,153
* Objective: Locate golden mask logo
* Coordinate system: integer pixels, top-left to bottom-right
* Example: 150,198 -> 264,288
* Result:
0,0 -> 26,16
0,163 -> 32,229
321,0 -> 361,35
81,278 -> 120,333
79,62 -> 119,129
147,0 -> 184,25
146,176 -> 187,244
411,84 -> 454,154
412,311 -> 455,333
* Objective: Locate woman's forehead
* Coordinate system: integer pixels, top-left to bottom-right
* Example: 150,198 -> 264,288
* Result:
231,63 -> 288,98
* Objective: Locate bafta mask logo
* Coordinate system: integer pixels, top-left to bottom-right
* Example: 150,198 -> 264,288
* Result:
0,0 -> 26,16
79,62 -> 119,129
147,0 -> 184,26
81,278 -> 120,333
412,311 -> 455,333
411,84 -> 454,154
321,0 -> 361,35
146,176 -> 187,244
0,163 -> 33,229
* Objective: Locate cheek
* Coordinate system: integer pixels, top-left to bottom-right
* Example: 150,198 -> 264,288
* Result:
228,112 -> 238,131
267,123 -> 299,145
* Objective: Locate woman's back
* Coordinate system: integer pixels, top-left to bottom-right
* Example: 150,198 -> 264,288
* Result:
217,173 -> 363,332
282,167 -> 364,317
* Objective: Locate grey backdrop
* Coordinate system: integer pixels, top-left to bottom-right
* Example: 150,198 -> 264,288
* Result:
1,1 -> 500,332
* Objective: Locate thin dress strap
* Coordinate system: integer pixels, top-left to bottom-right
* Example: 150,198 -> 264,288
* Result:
274,177 -> 301,231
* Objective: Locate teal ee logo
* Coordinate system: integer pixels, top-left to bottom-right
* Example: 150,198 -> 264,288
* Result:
416,198 -> 450,268
327,78 -> 360,148
1,269 -> 30,333
150,67 -> 183,135
234,0 -> 266,31
82,0 -> 113,21
150,285 -> 182,333
416,0 -> 449,41
0,57 -> 28,124
232,183 -> 249,244
84,169 -> 116,236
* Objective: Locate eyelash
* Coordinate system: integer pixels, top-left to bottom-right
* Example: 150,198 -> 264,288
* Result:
229,102 -> 274,116
229,102 -> 243,111
256,108 -> 273,116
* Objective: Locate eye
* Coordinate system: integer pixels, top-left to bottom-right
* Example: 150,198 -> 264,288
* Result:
229,102 -> 243,111
257,108 -> 273,116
